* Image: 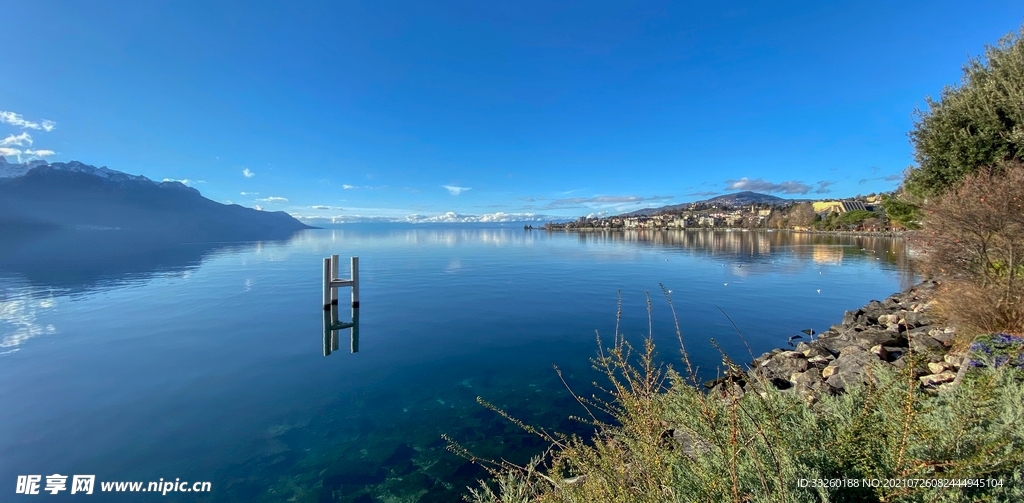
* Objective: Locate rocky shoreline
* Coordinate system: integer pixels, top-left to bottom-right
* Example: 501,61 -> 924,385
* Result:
707,280 -> 963,401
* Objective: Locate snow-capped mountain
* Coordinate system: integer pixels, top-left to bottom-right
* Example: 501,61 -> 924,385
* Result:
1,156 -> 181,186
402,211 -> 553,223
0,156 -> 48,178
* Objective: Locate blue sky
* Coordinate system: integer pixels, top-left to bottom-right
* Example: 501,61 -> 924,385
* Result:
1,1 -> 1021,222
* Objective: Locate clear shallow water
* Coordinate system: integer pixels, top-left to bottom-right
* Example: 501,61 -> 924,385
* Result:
0,227 -> 913,502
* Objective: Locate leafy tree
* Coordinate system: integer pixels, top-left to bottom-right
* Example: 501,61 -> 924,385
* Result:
837,209 -> 874,226
905,26 -> 1024,197
787,202 -> 816,227
880,193 -> 921,229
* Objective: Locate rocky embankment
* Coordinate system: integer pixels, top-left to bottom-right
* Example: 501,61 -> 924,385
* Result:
707,280 -> 963,401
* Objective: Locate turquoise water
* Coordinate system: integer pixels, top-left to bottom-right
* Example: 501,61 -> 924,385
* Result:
0,227 -> 913,502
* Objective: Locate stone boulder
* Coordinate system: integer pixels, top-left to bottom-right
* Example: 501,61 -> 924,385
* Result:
908,333 -> 946,361
823,351 -> 880,392
847,328 -> 902,349
759,351 -> 809,381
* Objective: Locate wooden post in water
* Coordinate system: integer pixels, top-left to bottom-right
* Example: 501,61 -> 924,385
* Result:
324,255 -> 359,309
330,255 -> 340,305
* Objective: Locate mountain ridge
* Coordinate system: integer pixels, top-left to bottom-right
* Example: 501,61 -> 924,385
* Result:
620,191 -> 810,216
0,157 -> 313,241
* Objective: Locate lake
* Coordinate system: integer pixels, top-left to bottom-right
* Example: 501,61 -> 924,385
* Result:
0,226 -> 914,502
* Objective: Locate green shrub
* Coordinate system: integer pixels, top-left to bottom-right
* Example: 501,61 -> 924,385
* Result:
449,296 -> 1024,503
905,26 -> 1024,198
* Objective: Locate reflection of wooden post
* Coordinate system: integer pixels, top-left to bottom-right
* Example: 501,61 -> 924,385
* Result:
350,307 -> 360,353
331,304 -> 340,353
323,258 -> 332,309
351,257 -> 360,308
322,306 -> 333,356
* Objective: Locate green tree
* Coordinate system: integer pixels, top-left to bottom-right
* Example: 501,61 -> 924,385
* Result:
880,193 -> 921,229
837,209 -> 874,226
905,26 -> 1024,198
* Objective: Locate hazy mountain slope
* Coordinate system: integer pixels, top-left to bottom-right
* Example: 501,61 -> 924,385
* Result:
0,158 -> 312,241
621,191 -> 801,216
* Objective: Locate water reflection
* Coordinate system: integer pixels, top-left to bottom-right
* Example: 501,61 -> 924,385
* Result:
566,229 -> 914,285
323,305 -> 360,356
2,224 -> 918,502
0,294 -> 58,352
0,229 -> 299,295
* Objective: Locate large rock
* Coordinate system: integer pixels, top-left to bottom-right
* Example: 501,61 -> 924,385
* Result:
842,309 -> 861,325
861,300 -> 889,324
902,311 -> 930,327
929,328 -> 956,347
847,328 -> 902,349
920,371 -> 956,387
909,333 -> 946,361
759,351 -> 809,381
823,351 -> 879,392
816,332 -> 854,354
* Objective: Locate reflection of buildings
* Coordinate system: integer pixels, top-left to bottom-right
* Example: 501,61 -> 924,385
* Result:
812,246 -> 844,265
323,304 -> 359,356
568,230 -> 913,277
573,229 -> 779,257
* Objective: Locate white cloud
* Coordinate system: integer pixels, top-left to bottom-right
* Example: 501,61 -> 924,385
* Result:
295,211 -> 561,224
724,177 -> 812,195
23,149 -> 55,157
256,196 -> 288,203
162,178 -> 194,186
310,205 -> 343,210
254,205 -> 264,211
342,184 -> 356,189
0,132 -> 32,147
0,111 -> 56,131
443,185 -> 471,195
0,147 -> 22,157
240,191 -> 259,196
242,168 -> 255,178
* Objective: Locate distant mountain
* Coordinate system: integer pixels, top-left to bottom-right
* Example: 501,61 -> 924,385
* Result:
0,157 -> 312,241
621,191 -> 803,216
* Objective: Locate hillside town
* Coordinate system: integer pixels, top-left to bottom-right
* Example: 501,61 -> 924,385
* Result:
545,193 -> 899,232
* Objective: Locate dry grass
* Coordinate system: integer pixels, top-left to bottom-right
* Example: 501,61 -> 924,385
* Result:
933,280 -> 1024,349
918,161 -> 1024,338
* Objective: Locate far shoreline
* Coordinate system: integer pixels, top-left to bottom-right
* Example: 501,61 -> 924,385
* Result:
538,226 -> 909,238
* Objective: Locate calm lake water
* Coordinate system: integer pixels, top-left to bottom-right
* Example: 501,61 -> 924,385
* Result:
0,226 -> 914,502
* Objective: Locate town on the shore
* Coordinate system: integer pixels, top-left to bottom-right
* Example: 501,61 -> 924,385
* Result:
540,192 -> 901,232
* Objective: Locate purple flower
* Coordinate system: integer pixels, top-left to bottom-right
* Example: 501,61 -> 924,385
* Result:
970,342 -> 993,354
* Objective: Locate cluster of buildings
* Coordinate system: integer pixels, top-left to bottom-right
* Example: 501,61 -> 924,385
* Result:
548,195 -> 884,231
